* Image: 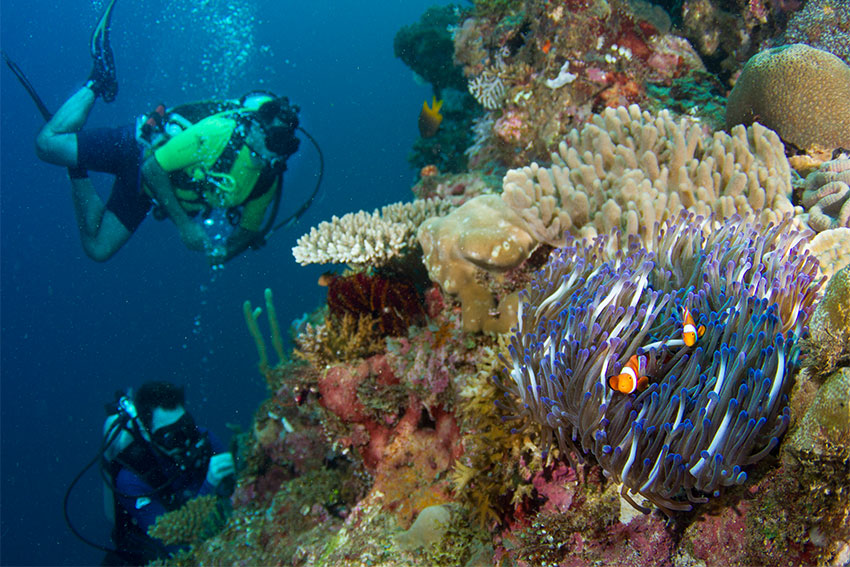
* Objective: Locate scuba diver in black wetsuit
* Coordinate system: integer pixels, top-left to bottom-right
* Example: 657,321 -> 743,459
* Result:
92,382 -> 234,566
27,0 -> 321,265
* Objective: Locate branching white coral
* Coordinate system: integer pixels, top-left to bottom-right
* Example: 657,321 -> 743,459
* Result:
468,53 -> 508,110
292,199 -> 452,267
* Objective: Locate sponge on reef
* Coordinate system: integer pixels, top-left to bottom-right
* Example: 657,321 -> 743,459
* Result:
725,44 -> 850,156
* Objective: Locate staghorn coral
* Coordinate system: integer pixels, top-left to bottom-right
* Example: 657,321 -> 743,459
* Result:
725,44 -> 850,158
502,104 -> 797,247
417,194 -> 537,333
148,495 -> 226,547
499,211 -> 821,514
292,199 -> 452,267
801,157 -> 850,232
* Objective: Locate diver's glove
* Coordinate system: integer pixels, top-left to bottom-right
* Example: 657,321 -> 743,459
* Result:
87,0 -> 118,102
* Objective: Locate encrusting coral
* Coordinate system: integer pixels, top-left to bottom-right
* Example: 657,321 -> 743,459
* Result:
292,198 -> 451,267
502,104 -> 797,247
804,227 -> 850,283
499,211 -> 821,514
417,194 -> 537,333
801,157 -> 850,232
804,264 -> 850,380
148,495 -> 226,547
725,44 -> 850,158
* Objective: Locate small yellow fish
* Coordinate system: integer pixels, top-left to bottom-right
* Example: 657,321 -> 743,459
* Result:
609,354 -> 649,394
418,96 -> 443,138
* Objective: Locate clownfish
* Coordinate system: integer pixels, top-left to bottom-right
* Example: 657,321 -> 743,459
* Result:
609,354 -> 649,394
681,306 -> 706,347
418,96 -> 443,138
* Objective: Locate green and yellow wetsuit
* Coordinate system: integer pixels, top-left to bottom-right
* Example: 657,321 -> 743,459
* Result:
147,111 -> 278,232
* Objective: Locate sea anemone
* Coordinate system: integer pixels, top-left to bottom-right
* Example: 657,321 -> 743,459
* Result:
498,212 -> 822,514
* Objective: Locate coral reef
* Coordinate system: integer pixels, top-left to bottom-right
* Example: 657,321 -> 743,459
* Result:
782,0 -> 850,65
148,495 -> 226,547
804,264 -> 850,380
502,104 -> 798,247
454,0 -> 709,168
417,194 -> 537,333
292,198 -> 451,268
324,272 -> 426,337
789,367 -> 850,454
294,312 -> 386,367
801,157 -> 850,232
158,5 -> 850,565
499,212 -> 821,513
805,227 -> 850,282
725,44 -> 850,159
393,5 -> 467,95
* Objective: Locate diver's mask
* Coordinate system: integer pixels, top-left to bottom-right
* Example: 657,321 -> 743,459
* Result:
150,412 -> 213,472
255,97 -> 301,159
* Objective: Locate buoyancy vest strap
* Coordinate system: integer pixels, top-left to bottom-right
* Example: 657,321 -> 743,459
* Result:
112,441 -> 183,511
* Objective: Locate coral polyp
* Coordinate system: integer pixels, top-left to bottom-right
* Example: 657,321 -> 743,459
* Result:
499,212 -> 821,514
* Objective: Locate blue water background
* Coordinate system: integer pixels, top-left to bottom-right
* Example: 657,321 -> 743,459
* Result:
0,1 -> 453,564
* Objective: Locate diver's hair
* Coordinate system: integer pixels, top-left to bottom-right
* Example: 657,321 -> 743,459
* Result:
134,381 -> 185,430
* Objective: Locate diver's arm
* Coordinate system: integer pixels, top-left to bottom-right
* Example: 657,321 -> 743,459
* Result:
141,156 -> 210,252
69,175 -> 132,261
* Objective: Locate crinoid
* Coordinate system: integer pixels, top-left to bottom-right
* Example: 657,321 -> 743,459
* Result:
326,272 -> 426,337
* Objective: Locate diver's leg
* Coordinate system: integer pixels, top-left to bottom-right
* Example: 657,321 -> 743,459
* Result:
35,86 -> 96,167
69,175 -> 133,262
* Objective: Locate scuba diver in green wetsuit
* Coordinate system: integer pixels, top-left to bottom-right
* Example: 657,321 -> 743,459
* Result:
33,0 -> 304,265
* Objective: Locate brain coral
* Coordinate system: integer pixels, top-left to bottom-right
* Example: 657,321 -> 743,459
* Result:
499,212 -> 821,514
801,157 -> 850,232
502,105 -> 797,247
725,44 -> 850,156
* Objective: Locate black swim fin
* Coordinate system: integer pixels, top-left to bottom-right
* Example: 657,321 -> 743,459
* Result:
88,0 -> 118,102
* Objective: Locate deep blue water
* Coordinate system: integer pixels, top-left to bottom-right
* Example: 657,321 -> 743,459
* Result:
0,1 -> 451,564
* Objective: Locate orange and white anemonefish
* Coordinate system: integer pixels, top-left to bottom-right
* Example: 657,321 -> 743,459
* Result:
608,354 -> 649,394
418,96 -> 443,138
681,306 -> 706,347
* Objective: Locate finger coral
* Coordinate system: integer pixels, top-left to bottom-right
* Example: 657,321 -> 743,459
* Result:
292,199 -> 452,267
725,44 -> 850,157
801,157 -> 850,232
499,212 -> 821,514
502,104 -> 797,247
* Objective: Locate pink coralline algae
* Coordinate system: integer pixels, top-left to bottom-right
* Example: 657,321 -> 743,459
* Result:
494,108 -> 527,144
